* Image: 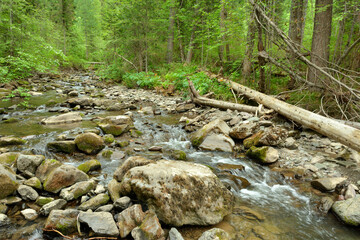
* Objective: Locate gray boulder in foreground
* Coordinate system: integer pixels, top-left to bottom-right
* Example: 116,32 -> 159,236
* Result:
119,159 -> 233,226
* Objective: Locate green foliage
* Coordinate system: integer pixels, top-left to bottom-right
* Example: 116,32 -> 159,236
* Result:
123,72 -> 161,89
2,87 -> 31,108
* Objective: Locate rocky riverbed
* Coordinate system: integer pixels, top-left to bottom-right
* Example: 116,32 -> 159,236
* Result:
0,71 -> 359,239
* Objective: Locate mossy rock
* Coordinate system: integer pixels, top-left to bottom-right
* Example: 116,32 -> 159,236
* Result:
35,197 -> 54,206
47,141 -> 76,154
130,129 -> 143,138
101,149 -> 113,158
78,193 -> 110,211
190,119 -> 230,148
243,131 -> 264,149
115,141 -> 129,148
245,146 -> 279,164
77,159 -> 101,174
0,164 -> 19,199
24,177 -> 42,190
35,159 -> 62,183
0,137 -> 26,147
0,152 -> 20,166
103,134 -> 115,144
74,133 -> 105,155
171,150 -> 187,161
2,118 -> 19,123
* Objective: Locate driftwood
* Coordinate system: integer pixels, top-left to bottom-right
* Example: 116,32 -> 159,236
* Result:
188,80 -> 270,115
218,77 -> 360,152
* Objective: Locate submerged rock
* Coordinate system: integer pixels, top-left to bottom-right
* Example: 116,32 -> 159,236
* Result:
98,115 -> 133,136
119,160 -> 233,226
332,195 -> 360,226
246,146 -> 279,164
41,112 -> 82,125
75,133 -> 105,155
0,136 -> 25,147
0,164 -> 19,199
44,209 -> 79,235
43,164 -> 89,193
78,211 -> 119,237
47,141 -> 76,154
198,228 -> 230,240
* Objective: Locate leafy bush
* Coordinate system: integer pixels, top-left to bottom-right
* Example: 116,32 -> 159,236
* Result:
123,72 -> 161,89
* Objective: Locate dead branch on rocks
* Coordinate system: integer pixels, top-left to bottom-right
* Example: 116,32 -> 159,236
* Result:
214,74 -> 360,152
188,79 -> 271,115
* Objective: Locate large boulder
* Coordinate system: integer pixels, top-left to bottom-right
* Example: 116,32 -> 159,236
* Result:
0,136 -> 25,147
41,112 -> 82,125
74,133 -> 105,155
98,115 -> 133,136
78,211 -> 119,237
16,154 -> 45,175
119,160 -> 233,226
47,141 -> 76,154
190,119 -> 230,147
60,180 -> 95,201
332,196 -> 360,226
0,164 -> 19,199
44,209 -> 80,235
43,165 -> 89,193
114,156 -> 155,182
245,146 -> 279,164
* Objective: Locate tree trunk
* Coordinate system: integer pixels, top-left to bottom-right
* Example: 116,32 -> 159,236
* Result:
308,0 -> 333,85
256,9 -> 266,93
219,0 -> 226,64
242,12 -> 256,78
186,25 -> 196,65
287,0 -> 308,89
223,78 -> 360,152
166,2 -> 175,64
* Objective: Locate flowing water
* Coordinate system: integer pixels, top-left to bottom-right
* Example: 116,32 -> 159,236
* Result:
0,77 -> 359,239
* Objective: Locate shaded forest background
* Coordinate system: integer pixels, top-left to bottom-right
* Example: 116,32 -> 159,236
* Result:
0,0 -> 359,120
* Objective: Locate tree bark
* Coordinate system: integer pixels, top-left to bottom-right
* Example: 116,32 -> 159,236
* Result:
188,80 -> 268,114
256,9 -> 266,93
287,0 -> 308,89
242,12 -> 256,78
222,78 -> 360,152
186,24 -> 196,65
219,0 -> 229,63
308,0 -> 333,85
166,2 -> 175,64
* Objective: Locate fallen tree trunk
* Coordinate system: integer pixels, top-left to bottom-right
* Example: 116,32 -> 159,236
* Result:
222,77 -> 360,152
188,80 -> 270,115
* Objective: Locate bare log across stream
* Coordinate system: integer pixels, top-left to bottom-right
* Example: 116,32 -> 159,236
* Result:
214,77 -> 360,152
188,80 -> 271,115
